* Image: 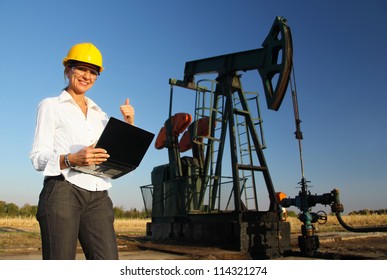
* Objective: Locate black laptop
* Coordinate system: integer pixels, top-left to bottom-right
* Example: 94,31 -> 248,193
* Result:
74,117 -> 155,179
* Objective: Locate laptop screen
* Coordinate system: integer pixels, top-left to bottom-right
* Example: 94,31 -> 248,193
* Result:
96,117 -> 155,168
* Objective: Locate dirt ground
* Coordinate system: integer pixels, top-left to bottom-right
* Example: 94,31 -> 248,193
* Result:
0,229 -> 386,260
118,232 -> 387,260
314,232 -> 387,260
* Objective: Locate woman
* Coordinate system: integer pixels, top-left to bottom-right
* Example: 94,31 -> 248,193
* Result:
30,42 -> 134,260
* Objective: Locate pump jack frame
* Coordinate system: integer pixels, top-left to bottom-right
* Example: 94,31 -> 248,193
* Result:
141,16 -> 293,259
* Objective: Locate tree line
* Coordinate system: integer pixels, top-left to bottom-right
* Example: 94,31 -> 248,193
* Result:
1,200 -> 386,218
0,201 -> 148,219
348,209 -> 387,215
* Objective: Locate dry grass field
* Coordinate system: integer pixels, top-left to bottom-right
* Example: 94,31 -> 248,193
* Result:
0,217 -> 150,256
287,214 -> 387,233
1,214 -> 386,234
0,216 -> 150,234
1,214 -> 386,238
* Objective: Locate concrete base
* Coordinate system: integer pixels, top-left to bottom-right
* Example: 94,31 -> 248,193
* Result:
147,212 -> 291,259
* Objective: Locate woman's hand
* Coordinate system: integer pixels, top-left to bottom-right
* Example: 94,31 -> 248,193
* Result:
65,145 -> 110,168
120,98 -> 135,125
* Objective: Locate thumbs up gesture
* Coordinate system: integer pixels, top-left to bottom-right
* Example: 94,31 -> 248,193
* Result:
120,98 -> 135,125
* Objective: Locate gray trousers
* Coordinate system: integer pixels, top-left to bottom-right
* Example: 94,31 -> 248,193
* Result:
36,176 -> 119,260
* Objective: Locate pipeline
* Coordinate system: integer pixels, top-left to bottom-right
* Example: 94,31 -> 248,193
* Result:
335,212 -> 387,233
331,188 -> 387,232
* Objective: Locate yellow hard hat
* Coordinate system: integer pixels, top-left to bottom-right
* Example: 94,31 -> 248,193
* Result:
62,42 -> 104,72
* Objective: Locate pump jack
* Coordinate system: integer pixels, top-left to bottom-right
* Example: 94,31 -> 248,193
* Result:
140,16 -> 387,259
139,16 -> 292,259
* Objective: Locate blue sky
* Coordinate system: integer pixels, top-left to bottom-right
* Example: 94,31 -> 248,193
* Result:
0,0 -> 386,214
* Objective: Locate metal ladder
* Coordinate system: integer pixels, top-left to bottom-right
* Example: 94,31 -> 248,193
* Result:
189,76 -> 275,213
232,90 -> 266,210
191,79 -> 224,212
223,74 -> 276,213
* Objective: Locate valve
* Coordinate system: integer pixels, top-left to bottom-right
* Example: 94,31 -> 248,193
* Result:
316,210 -> 328,225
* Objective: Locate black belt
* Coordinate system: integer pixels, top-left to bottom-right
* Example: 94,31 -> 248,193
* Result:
44,174 -> 65,183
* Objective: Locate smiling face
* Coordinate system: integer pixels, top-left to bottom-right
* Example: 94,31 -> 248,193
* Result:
65,62 -> 100,95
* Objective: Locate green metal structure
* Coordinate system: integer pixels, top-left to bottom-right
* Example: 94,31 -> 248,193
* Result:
140,16 -> 293,259
140,16 -> 387,259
